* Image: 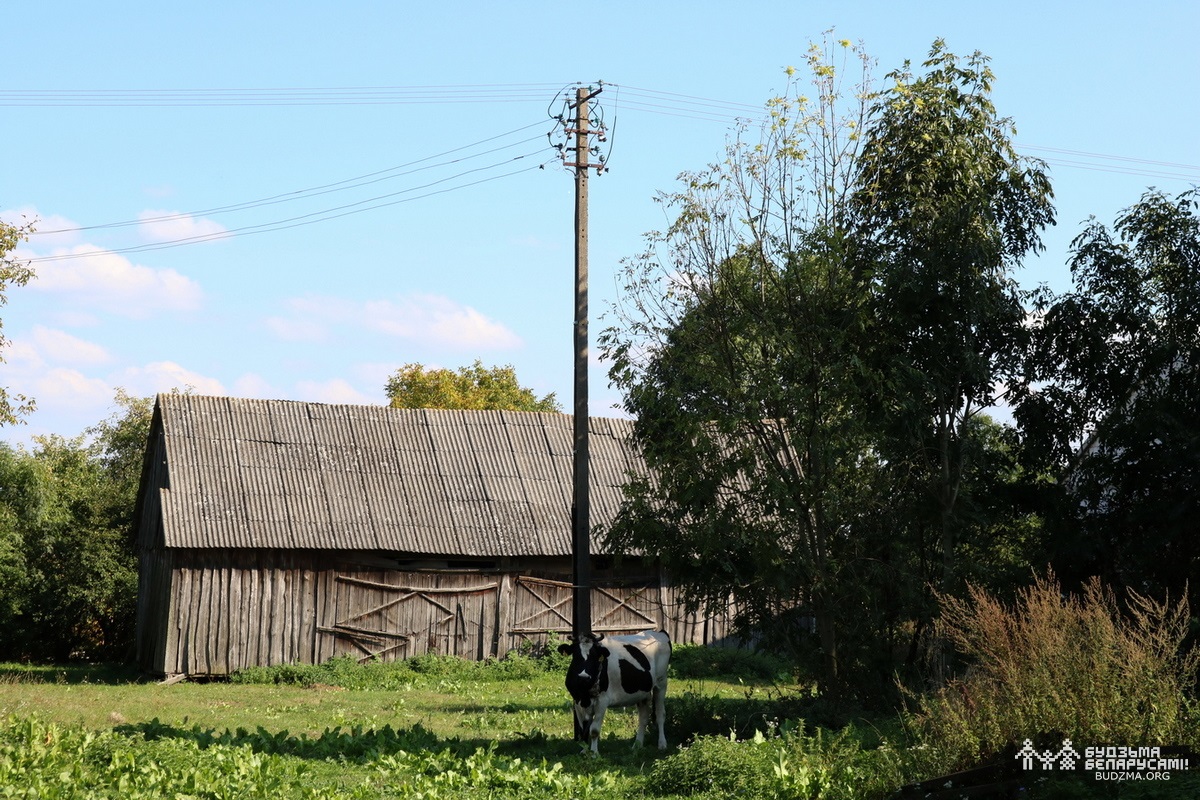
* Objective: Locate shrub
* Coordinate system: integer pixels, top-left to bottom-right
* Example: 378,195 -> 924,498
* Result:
913,572 -> 1200,770
670,643 -> 792,682
231,649 -> 563,689
647,725 -> 907,800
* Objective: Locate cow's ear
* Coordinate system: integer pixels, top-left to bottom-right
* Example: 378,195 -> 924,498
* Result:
557,643 -> 573,656
596,646 -> 610,660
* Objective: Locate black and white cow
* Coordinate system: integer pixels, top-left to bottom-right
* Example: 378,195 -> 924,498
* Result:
558,629 -> 670,754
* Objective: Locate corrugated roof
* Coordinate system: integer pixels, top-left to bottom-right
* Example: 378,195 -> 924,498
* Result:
148,394 -> 643,556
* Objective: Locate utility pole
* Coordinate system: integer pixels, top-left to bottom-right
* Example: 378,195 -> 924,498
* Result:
566,85 -> 602,640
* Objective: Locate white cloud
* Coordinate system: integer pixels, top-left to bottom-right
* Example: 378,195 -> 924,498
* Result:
267,292 -> 521,351
231,373 -> 277,398
294,378 -> 375,405
264,315 -> 328,343
2,208 -> 82,251
28,367 -> 113,412
114,361 -> 225,396
364,293 -> 521,350
137,210 -> 229,244
30,326 -> 112,366
29,246 -> 203,316
4,338 -> 43,370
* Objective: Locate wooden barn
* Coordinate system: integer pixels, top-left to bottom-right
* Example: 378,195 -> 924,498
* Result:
134,394 -> 732,678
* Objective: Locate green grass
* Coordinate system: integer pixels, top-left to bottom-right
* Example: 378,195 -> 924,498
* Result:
0,654 -> 816,799
4,651 -> 1193,799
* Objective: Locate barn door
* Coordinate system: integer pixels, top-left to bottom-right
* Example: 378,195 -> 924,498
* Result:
591,583 -> 659,633
510,576 -> 574,640
506,576 -> 661,654
321,574 -> 499,662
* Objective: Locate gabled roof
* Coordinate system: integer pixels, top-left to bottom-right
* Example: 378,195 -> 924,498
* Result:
144,394 -> 643,556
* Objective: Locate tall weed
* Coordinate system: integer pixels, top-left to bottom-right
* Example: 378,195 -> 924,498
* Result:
914,573 -> 1200,770
646,724 -> 907,800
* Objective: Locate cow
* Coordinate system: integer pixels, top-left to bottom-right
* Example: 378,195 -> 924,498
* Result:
558,629 -> 671,754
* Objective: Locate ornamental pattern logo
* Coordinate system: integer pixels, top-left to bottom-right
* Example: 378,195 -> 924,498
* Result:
1016,739 -> 1193,783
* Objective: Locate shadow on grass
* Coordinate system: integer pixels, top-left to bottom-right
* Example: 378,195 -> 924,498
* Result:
112,717 -> 677,774
0,662 -> 145,685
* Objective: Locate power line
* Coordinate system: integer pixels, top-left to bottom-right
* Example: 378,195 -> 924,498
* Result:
33,120 -> 551,236
25,149 -> 555,263
0,83 -> 568,107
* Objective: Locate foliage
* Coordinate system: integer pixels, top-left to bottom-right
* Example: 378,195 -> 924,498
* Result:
0,216 -> 35,427
601,34 -> 891,702
912,573 -> 1200,771
670,643 -> 792,682
230,651 -> 562,689
385,360 -> 560,412
646,724 -> 907,800
601,37 -> 1051,702
0,392 -> 156,662
0,437 -> 137,661
1021,188 -> 1200,614
0,715 -> 344,800
850,40 -> 1054,628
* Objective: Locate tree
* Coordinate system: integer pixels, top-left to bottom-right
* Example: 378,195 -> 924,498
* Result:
1020,188 -> 1200,613
602,38 -> 890,699
0,216 -> 36,426
0,391 -> 155,662
385,360 -> 560,413
850,40 -> 1054,613
602,39 -> 1055,700
86,389 -> 156,547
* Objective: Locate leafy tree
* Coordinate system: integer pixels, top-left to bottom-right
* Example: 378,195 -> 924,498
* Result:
602,39 -> 887,699
0,392 -> 154,662
86,390 -> 155,547
850,40 -> 1054,613
385,360 -> 560,413
0,216 -> 36,426
602,39 -> 1054,699
1020,188 -> 1200,612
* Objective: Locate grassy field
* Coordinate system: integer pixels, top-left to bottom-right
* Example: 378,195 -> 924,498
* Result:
3,653 -> 1195,799
2,650 -> 876,799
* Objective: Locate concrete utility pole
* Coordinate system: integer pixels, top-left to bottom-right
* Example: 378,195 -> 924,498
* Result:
567,85 -> 602,639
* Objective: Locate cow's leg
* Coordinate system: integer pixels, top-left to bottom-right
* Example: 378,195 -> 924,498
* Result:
588,700 -> 609,755
634,698 -> 651,749
653,681 -> 668,749
571,702 -> 589,744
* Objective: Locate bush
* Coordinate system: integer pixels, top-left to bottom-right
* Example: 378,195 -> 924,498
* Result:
913,572 -> 1200,771
670,644 -> 792,682
647,725 -> 907,800
231,648 -> 564,689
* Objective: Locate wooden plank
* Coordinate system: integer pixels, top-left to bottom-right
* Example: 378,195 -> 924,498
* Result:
246,559 -> 262,666
285,562 -> 298,663
317,624 -> 411,642
216,561 -> 230,675
518,575 -> 574,589
339,592 -> 418,625
496,573 -> 512,658
301,566 -> 316,666
224,565 -> 239,672
334,574 -> 497,594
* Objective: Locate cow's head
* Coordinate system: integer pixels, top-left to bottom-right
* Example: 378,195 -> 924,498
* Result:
558,633 -> 609,710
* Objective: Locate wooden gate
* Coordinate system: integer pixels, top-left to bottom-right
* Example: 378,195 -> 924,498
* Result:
321,574 -> 499,662
504,575 -> 662,653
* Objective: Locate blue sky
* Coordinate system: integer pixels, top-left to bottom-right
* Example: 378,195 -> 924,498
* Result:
3,1 -> 1198,445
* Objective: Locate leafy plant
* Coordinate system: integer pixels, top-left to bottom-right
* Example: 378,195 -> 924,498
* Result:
646,724 -> 906,799
912,572 -> 1200,771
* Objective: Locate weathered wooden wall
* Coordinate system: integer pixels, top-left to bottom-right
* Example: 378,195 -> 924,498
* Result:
138,549 -> 737,677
